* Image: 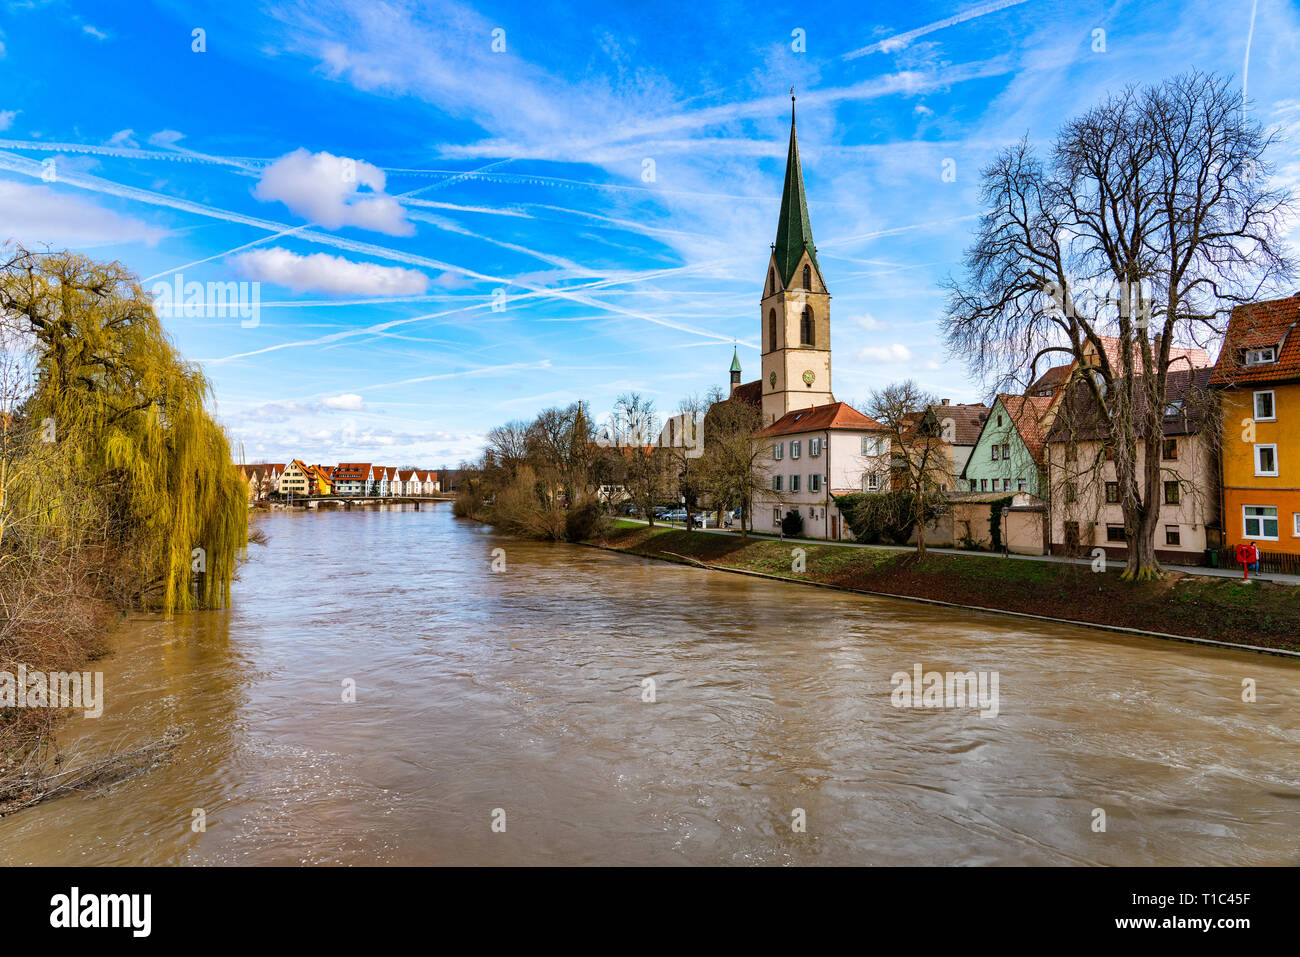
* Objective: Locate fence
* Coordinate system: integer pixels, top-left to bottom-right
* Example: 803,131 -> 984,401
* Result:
1257,549 -> 1300,576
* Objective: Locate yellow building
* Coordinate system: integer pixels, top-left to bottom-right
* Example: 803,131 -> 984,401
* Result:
1211,293 -> 1300,561
278,459 -> 312,497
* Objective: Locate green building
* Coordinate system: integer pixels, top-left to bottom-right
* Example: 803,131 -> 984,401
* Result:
961,394 -> 1054,496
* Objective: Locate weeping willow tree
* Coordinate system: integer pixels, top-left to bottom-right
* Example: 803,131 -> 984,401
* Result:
0,244 -> 248,613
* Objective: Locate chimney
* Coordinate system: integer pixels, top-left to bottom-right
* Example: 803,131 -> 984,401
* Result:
941,398 -> 950,405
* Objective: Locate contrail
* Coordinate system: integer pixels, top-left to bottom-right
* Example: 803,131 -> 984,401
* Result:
1242,0 -> 1259,113
843,0 -> 1032,59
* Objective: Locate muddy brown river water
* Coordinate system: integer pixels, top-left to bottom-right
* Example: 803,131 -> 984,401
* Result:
2,506 -> 1297,865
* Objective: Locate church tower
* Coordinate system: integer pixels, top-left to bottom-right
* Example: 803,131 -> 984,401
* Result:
760,95 -> 832,424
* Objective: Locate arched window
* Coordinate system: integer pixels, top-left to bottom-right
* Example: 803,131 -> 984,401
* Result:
803,264 -> 811,289
769,268 -> 776,295
800,306 -> 814,346
768,309 -> 777,352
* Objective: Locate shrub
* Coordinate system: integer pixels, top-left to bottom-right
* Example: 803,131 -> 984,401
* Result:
780,509 -> 804,537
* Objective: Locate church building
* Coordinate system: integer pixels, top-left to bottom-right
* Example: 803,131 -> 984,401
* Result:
744,97 -> 890,539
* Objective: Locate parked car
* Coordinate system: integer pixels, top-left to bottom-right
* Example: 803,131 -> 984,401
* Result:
692,514 -> 717,528
662,508 -> 688,523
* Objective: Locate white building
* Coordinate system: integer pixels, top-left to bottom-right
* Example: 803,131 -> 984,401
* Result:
751,402 -> 891,540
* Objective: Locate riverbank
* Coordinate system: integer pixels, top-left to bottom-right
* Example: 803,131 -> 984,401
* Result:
593,523 -> 1300,654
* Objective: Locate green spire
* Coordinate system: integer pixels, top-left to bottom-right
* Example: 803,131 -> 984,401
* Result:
773,93 -> 819,286
730,346 -> 742,373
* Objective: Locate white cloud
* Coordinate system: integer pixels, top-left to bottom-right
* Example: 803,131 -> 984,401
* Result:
254,148 -> 413,235
0,180 -> 163,246
82,24 -> 109,41
858,344 -> 913,362
149,130 -> 185,147
0,110 -> 16,131
322,393 -> 364,410
230,247 -> 428,296
854,312 -> 887,330
107,129 -> 138,148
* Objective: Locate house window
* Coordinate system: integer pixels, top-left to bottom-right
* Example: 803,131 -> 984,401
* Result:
773,441 -> 783,460
1161,439 -> 1177,460
997,415 -> 1003,427
1164,400 -> 1183,419
991,445 -> 999,461
1002,443 -> 1010,459
969,479 -> 977,491
1066,482 -> 1077,503
1105,482 -> 1120,504
809,437 -> 821,456
1244,505 -> 1279,540
1255,444 -> 1278,477
790,474 -> 801,493
768,309 -> 777,352
772,475 -> 783,491
1106,525 -> 1126,542
1254,391 -> 1275,421
865,472 -> 880,492
1017,478 -> 1027,493
803,264 -> 811,288
1103,444 -> 1115,461
980,479 -> 988,491
1165,525 -> 1181,546
769,268 -> 776,295
791,440 -> 801,459
1294,512 -> 1300,537
1064,522 -> 1080,549
1246,346 -> 1277,365
774,507 -> 782,526
1164,481 -> 1180,505
809,474 -> 822,492
800,307 -> 814,346
861,436 -> 878,455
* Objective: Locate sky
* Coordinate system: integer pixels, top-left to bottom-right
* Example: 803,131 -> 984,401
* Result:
1,0 -> 1298,467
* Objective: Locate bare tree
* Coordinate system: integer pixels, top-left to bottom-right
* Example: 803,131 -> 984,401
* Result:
944,72 -> 1294,579
663,392 -> 708,529
866,381 -> 952,554
701,392 -> 766,536
605,392 -> 669,525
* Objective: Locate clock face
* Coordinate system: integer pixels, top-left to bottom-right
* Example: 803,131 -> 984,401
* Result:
769,371 -> 777,388
802,369 -> 815,386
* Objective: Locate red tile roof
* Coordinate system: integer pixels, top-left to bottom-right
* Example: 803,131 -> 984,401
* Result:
756,401 -> 885,437
995,393 -> 1055,463
1209,292 -> 1300,387
332,463 -> 373,481
1029,337 -> 1211,396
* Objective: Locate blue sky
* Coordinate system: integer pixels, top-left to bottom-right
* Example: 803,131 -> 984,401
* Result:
2,0 -> 1297,466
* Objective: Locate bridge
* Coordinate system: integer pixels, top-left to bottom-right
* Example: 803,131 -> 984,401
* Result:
277,494 -> 455,510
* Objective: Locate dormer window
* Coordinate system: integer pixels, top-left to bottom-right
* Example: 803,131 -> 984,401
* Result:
1164,399 -> 1183,419
1245,346 -> 1278,366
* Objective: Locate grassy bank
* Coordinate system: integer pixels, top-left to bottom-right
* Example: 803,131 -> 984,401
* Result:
595,524 -> 1300,654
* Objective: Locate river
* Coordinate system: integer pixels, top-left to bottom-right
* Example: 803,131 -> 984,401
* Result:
2,506 -> 1297,865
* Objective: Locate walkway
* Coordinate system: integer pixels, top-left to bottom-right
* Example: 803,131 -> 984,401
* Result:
628,519 -> 1300,586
